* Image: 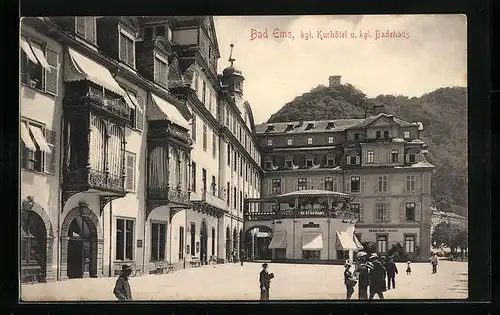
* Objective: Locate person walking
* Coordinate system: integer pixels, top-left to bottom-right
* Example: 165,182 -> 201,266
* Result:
259,263 -> 274,300
355,252 -> 370,300
406,261 -> 412,275
344,262 -> 356,300
240,249 -> 246,266
385,257 -> 398,289
368,254 -> 387,300
232,250 -> 237,264
113,265 -> 133,301
430,253 -> 438,274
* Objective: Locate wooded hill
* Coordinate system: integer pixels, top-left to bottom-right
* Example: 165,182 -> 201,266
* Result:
267,84 -> 467,216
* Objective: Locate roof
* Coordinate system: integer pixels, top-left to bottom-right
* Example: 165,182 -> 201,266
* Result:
255,119 -> 364,134
277,190 -> 351,199
345,113 -> 416,130
394,160 -> 435,169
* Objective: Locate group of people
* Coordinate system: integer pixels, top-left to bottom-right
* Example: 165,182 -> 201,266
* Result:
343,252 -> 405,300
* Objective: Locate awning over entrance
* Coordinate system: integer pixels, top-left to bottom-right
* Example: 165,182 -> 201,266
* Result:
268,231 -> 287,249
65,47 -> 125,96
353,234 -> 363,250
150,93 -> 190,129
302,232 -> 323,250
21,121 -> 37,151
336,231 -> 358,250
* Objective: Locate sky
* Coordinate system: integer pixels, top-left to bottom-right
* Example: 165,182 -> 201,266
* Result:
213,15 -> 467,124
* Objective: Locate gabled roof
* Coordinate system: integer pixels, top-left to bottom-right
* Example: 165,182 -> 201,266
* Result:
346,113 -> 415,130
255,119 -> 364,134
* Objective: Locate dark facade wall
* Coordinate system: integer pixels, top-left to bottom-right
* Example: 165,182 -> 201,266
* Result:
136,42 -> 154,82
96,19 -> 119,61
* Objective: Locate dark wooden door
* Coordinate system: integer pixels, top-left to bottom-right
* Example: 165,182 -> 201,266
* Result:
68,239 -> 84,278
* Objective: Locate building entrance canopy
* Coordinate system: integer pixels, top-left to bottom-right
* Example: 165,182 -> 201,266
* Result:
302,232 -> 323,250
336,231 -> 361,251
268,231 -> 287,249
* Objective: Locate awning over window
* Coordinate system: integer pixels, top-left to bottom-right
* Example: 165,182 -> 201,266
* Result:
353,234 -> 363,250
21,37 -> 49,71
150,93 -> 190,129
65,48 -> 125,97
30,44 -> 51,71
302,232 -> 323,250
20,38 -> 38,64
124,91 -> 138,110
336,231 -> 358,250
20,122 -> 37,151
28,125 -> 52,153
268,231 -> 287,249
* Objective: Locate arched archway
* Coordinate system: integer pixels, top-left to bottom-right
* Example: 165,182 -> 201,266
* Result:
61,204 -> 103,279
225,226 -> 231,261
21,198 -> 54,283
200,220 -> 208,265
245,225 -> 273,261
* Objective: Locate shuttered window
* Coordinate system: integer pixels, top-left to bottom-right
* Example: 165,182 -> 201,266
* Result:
75,17 -> 96,44
136,95 -> 144,131
125,151 -> 136,191
45,47 -> 58,95
154,55 -> 167,87
44,128 -> 56,174
119,29 -> 135,68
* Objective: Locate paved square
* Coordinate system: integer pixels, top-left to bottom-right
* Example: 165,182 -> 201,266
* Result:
21,260 -> 467,301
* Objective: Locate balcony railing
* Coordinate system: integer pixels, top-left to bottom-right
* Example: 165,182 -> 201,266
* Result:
64,168 -> 125,192
201,190 -> 227,211
245,207 -> 359,222
148,186 -> 190,205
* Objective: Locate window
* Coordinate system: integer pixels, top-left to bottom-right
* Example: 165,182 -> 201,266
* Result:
151,221 -> 166,261
154,55 -> 168,87
328,136 -> 334,144
190,222 -> 196,256
350,176 -> 360,193
403,131 -> 410,139
347,154 -> 359,165
20,38 -> 58,95
404,235 -> 416,253
226,182 -> 230,204
202,125 -> 207,151
391,149 -> 399,163
212,132 -> 217,158
191,161 -> 196,191
367,150 -> 374,163
376,203 -> 388,222
144,27 -> 153,40
233,151 -> 237,171
264,161 -> 272,169
267,139 -> 273,146
191,115 -> 197,141
75,17 -> 96,44
178,226 -> 184,260
125,151 -> 136,191
287,138 -> 293,146
116,218 -> 134,261
302,250 -> 320,259
202,81 -> 206,104
376,131 -> 381,139
272,179 -> 281,195
326,155 -> 335,167
208,90 -> 212,112
20,120 -> 56,174
376,235 -> 388,253
324,177 -> 335,191
377,175 -> 388,192
225,108 -> 230,127
240,191 -> 243,211
354,133 -> 360,140
211,176 -> 217,195
119,28 -> 135,68
227,143 -> 231,166
326,122 -> 335,129
20,211 -> 45,266
212,228 -> 216,256
234,187 -> 237,208
305,157 -> 314,168
298,178 -> 307,191
384,130 -> 390,139
406,175 -> 416,191
285,158 -> 293,168
285,124 -> 294,132
305,123 -> 314,130
408,154 -> 416,163
307,137 -> 313,145
405,202 -> 416,221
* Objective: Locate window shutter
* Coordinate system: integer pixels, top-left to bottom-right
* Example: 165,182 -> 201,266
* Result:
346,155 -> 351,165
363,150 -> 367,164
360,176 -> 365,193
125,152 -> 136,191
154,58 -> 160,82
387,150 -> 392,163
45,47 -> 58,95
320,177 -> 325,190
76,17 -> 85,36
400,201 -> 406,222
374,204 -> 379,222
135,95 -> 144,131
120,33 -> 127,62
415,202 -> 421,221
86,17 -> 96,43
355,155 -> 360,165
127,37 -> 134,67
405,153 -> 409,163
383,204 -> 389,222
359,203 -> 364,222
307,178 -> 312,189
267,179 -> 272,195
405,176 -> 409,192
281,178 -> 286,194
346,177 -> 351,193
44,128 -> 56,174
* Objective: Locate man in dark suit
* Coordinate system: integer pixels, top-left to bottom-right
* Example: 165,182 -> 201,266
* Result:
368,253 -> 387,300
385,256 -> 398,289
113,265 -> 132,301
259,263 -> 273,300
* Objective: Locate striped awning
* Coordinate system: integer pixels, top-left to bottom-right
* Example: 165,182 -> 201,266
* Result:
268,231 -> 287,249
20,37 -> 50,71
150,93 -> 190,129
20,122 -> 37,151
336,231 -> 358,250
302,232 -> 323,250
28,125 -> 51,153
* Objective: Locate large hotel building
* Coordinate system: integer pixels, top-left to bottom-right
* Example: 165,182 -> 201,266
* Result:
20,16 -> 433,283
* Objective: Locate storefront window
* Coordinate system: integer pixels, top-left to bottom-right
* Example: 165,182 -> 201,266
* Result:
302,250 -> 320,260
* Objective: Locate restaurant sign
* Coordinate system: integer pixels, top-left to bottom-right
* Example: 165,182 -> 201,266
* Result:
368,228 -> 398,233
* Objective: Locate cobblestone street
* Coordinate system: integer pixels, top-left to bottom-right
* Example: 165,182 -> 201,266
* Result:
21,260 -> 467,301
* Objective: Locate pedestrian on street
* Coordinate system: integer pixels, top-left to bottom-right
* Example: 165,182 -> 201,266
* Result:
240,249 -> 246,266
344,262 -> 356,300
113,264 -> 132,301
406,261 -> 412,275
368,253 -> 387,300
259,263 -> 274,300
385,257 -> 398,289
232,250 -> 237,264
430,253 -> 438,274
354,252 -> 370,300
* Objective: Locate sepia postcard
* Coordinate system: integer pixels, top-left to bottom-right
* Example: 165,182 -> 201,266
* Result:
19,14 -> 468,301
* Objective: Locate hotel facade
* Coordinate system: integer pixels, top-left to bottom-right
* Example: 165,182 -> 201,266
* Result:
20,16 -> 262,283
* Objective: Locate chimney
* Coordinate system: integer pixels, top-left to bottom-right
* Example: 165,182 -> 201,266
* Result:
329,75 -> 342,87
373,104 -> 384,115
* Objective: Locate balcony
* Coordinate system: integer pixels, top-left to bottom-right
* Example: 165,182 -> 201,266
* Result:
148,185 -> 190,206
63,167 -> 125,194
245,207 -> 359,222
191,190 -> 228,217
148,120 -> 192,147
63,81 -> 130,121
201,190 -> 227,211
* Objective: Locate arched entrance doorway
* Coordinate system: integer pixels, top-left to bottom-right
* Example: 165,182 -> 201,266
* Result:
200,220 -> 208,265
245,226 -> 273,261
21,210 -> 47,283
225,226 -> 231,261
61,203 -> 103,279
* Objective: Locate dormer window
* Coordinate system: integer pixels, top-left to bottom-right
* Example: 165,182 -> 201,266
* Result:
408,153 -> 416,163
305,123 -> 314,130
326,122 -> 335,129
404,131 -> 410,139
326,155 -> 335,167
285,124 -> 294,132
384,131 -> 390,139
119,26 -> 135,68
265,125 -> 275,132
305,155 -> 314,168
75,17 -> 96,44
347,152 -> 360,165
307,137 -> 313,145
154,53 -> 168,87
267,139 -> 273,146
285,156 -> 294,168
264,158 -> 273,170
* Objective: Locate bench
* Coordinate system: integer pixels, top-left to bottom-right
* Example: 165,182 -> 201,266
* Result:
190,256 -> 202,267
114,262 -> 142,277
154,261 -> 174,274
22,265 -> 42,284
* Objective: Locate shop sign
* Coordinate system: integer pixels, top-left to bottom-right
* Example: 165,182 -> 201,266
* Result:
368,228 -> 399,233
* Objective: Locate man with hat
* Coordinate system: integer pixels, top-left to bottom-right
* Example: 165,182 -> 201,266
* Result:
354,251 -> 370,299
113,264 -> 133,301
385,256 -> 398,290
368,253 -> 387,300
259,263 -> 274,300
344,262 -> 356,299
